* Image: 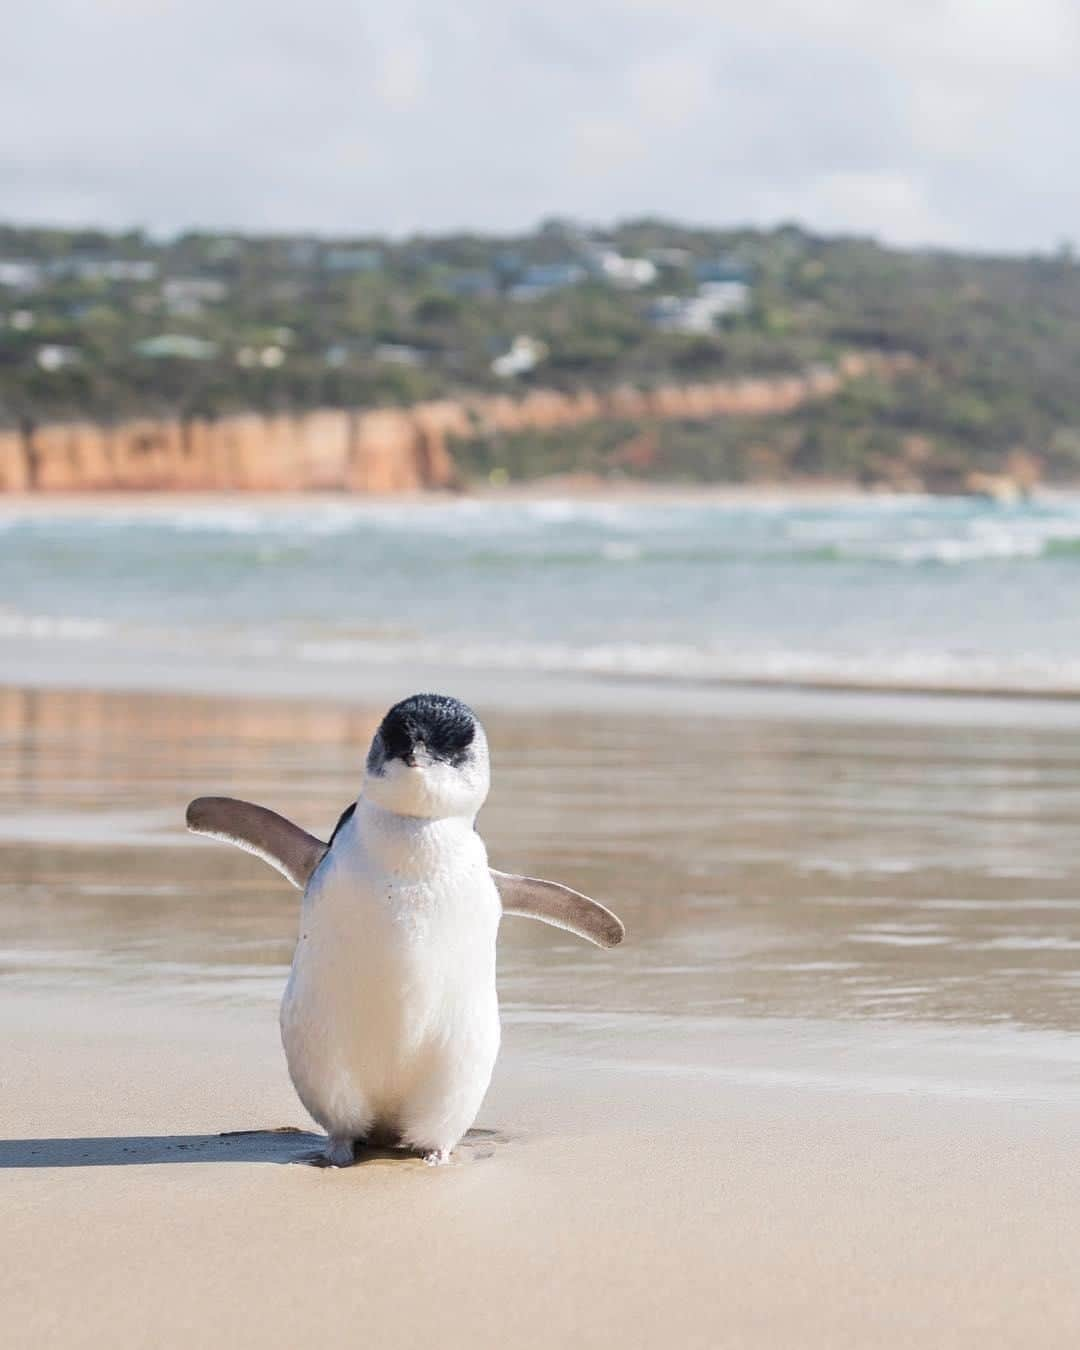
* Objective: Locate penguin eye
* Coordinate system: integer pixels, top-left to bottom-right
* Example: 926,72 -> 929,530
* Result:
381,717 -> 416,764
366,732 -> 387,775
428,717 -> 475,767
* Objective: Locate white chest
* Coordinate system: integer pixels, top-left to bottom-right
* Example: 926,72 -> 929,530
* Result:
283,804 -> 500,1044
279,803 -> 502,1142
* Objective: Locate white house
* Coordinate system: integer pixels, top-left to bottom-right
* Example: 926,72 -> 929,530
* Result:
491,334 -> 547,377
0,260 -> 43,291
36,344 -> 83,371
162,276 -> 228,316
698,279 -> 751,315
647,280 -> 751,335
588,246 -> 658,289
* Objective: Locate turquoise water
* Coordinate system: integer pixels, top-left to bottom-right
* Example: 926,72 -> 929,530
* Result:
4,494 -> 1080,693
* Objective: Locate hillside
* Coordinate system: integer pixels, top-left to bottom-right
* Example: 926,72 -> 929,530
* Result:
2,219 -> 1079,487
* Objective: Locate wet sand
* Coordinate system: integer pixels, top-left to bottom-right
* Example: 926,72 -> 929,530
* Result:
3,684 -> 1080,1345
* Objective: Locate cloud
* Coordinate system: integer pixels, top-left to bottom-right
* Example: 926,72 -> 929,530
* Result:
2,0 -> 1078,251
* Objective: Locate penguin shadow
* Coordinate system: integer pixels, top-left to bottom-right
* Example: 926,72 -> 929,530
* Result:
0,1126 -> 506,1170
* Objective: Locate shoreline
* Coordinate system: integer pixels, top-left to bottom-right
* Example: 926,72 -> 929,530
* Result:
8,641 -> 1080,726
0,478 -> 871,515
0,479 -> 1077,528
5,478 -> 1079,516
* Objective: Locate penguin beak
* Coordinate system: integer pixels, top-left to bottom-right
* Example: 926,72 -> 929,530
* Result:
396,739 -> 427,769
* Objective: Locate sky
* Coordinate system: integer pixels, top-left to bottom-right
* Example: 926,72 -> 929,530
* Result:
3,0 -> 1078,253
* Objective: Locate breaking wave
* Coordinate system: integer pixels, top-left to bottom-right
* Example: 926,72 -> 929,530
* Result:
5,492 -> 1080,699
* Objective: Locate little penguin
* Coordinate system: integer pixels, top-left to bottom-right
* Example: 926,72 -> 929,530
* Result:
186,692 -> 624,1167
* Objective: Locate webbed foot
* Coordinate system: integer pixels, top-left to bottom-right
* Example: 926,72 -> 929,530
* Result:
292,1149 -> 333,1167
326,1136 -> 358,1167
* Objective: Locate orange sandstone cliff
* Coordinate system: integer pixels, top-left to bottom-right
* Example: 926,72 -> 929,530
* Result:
0,353 -> 912,494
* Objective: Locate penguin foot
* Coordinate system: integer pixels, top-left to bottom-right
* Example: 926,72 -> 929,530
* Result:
422,1148 -> 452,1167
293,1150 -> 334,1167
326,1136 -> 358,1167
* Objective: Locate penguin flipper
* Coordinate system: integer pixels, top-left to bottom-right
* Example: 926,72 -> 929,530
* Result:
491,870 -> 625,948
186,796 -> 328,890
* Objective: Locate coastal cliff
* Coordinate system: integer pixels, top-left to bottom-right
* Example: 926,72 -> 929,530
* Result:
0,352 -> 911,494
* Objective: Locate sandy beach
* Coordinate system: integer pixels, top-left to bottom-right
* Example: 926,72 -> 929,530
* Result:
3,681 -> 1080,1345
5,984 -> 1080,1349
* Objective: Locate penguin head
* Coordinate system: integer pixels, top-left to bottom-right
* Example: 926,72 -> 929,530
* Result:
363,693 -> 489,820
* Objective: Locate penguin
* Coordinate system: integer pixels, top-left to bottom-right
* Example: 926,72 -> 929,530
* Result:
186,692 -> 624,1166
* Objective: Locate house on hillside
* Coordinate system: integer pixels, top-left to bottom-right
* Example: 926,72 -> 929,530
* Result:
491,334 -> 547,377
235,345 -> 287,368
374,342 -> 427,367
162,276 -> 228,316
646,246 -> 692,270
508,262 -> 587,301
36,344 -> 83,371
584,244 -> 658,289
646,282 -> 749,335
323,247 -> 382,274
286,240 -> 321,268
693,256 -> 753,313
647,295 -> 713,335
48,258 -> 157,283
697,279 -> 751,317
0,260 -> 43,291
648,253 -> 754,333
694,255 -> 753,285
447,269 -> 498,298
133,334 -> 219,360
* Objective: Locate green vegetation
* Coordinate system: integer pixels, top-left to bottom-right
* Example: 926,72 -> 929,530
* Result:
3,219 -> 1080,483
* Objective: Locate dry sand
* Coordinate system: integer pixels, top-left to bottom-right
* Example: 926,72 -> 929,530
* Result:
3,988 -> 1080,1349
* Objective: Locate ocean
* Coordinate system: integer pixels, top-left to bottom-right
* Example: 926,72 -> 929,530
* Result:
4,492 -> 1080,696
